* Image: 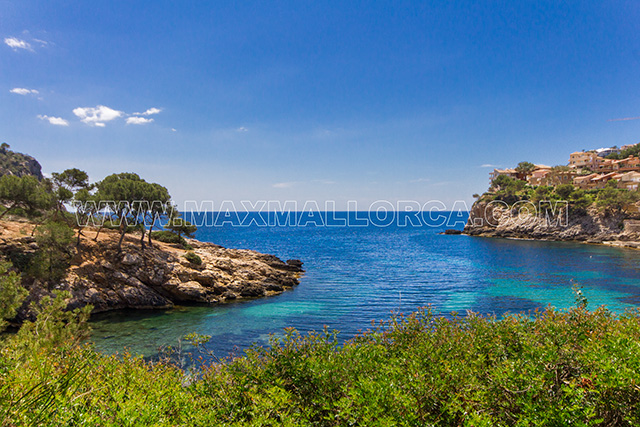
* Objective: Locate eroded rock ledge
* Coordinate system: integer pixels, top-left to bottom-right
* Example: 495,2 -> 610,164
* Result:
67,240 -> 304,313
463,199 -> 640,248
0,221 -> 303,317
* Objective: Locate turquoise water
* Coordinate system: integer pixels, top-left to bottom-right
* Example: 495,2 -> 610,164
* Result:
90,212 -> 640,358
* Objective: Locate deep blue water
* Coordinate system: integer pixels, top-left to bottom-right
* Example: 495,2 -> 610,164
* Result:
90,212 -> 640,358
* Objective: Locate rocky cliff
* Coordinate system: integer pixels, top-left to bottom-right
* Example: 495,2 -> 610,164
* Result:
0,221 -> 303,319
0,145 -> 43,180
464,199 -> 640,246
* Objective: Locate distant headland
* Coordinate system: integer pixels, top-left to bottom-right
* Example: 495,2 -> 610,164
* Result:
465,142 -> 640,247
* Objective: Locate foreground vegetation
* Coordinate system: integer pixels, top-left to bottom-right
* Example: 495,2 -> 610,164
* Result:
2,280 -> 640,426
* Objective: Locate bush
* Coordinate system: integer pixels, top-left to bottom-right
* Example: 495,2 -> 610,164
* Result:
2,302 -> 640,424
596,181 -> 640,212
0,261 -> 27,332
183,251 -> 202,265
199,306 -> 640,425
165,217 -> 197,239
554,183 -> 575,199
30,220 -> 74,282
150,230 -> 185,245
569,189 -> 593,211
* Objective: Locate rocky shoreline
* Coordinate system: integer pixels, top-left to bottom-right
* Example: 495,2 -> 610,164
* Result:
0,220 -> 303,319
463,199 -> 640,249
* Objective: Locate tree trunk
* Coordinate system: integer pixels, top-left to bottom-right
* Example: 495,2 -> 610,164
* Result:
94,224 -> 103,241
117,228 -> 126,250
0,202 -> 18,220
117,214 -> 126,250
148,223 -> 154,248
139,227 -> 146,250
30,214 -> 49,236
76,228 -> 85,247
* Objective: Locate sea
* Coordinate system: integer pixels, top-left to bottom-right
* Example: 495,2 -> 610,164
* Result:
90,211 -> 640,358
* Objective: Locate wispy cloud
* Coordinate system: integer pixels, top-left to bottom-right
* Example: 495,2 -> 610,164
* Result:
237,126 -> 248,132
38,115 -> 68,126
126,116 -> 154,125
134,107 -> 162,116
4,37 -> 33,51
272,179 -> 335,188
273,182 -> 296,188
409,178 -> 430,183
32,38 -> 49,47
73,105 -> 123,127
608,116 -> 640,122
10,88 -> 39,96
480,164 -> 498,168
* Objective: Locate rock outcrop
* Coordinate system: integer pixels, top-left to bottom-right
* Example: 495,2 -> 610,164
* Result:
0,146 -> 43,180
0,221 -> 303,318
464,199 -> 640,245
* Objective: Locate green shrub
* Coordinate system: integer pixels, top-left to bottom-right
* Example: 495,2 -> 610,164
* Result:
3,296 -> 640,425
197,306 -> 640,425
165,217 -> 197,239
554,183 -> 575,199
30,220 -> 74,282
14,291 -> 92,354
0,261 -> 27,333
596,181 -> 640,212
150,230 -> 185,245
183,251 -> 202,265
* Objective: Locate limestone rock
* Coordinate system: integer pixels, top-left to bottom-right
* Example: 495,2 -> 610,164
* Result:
464,199 -> 637,242
0,219 -> 304,318
121,252 -> 142,266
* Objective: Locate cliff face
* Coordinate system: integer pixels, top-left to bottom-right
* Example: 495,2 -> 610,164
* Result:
464,199 -> 640,243
0,221 -> 303,318
0,147 -> 43,180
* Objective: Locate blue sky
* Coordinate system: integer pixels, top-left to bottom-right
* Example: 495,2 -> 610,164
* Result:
1,0 -> 640,209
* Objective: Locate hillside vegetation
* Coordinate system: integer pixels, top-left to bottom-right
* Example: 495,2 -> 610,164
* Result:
485,175 -> 639,214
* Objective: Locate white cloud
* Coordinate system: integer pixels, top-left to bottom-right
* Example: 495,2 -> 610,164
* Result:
126,116 -> 154,125
480,164 -> 498,168
237,126 -> 248,132
135,107 -> 162,116
38,115 -> 68,126
171,128 -> 177,132
73,105 -> 123,126
409,178 -> 430,183
10,88 -> 39,95
4,37 -> 33,51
